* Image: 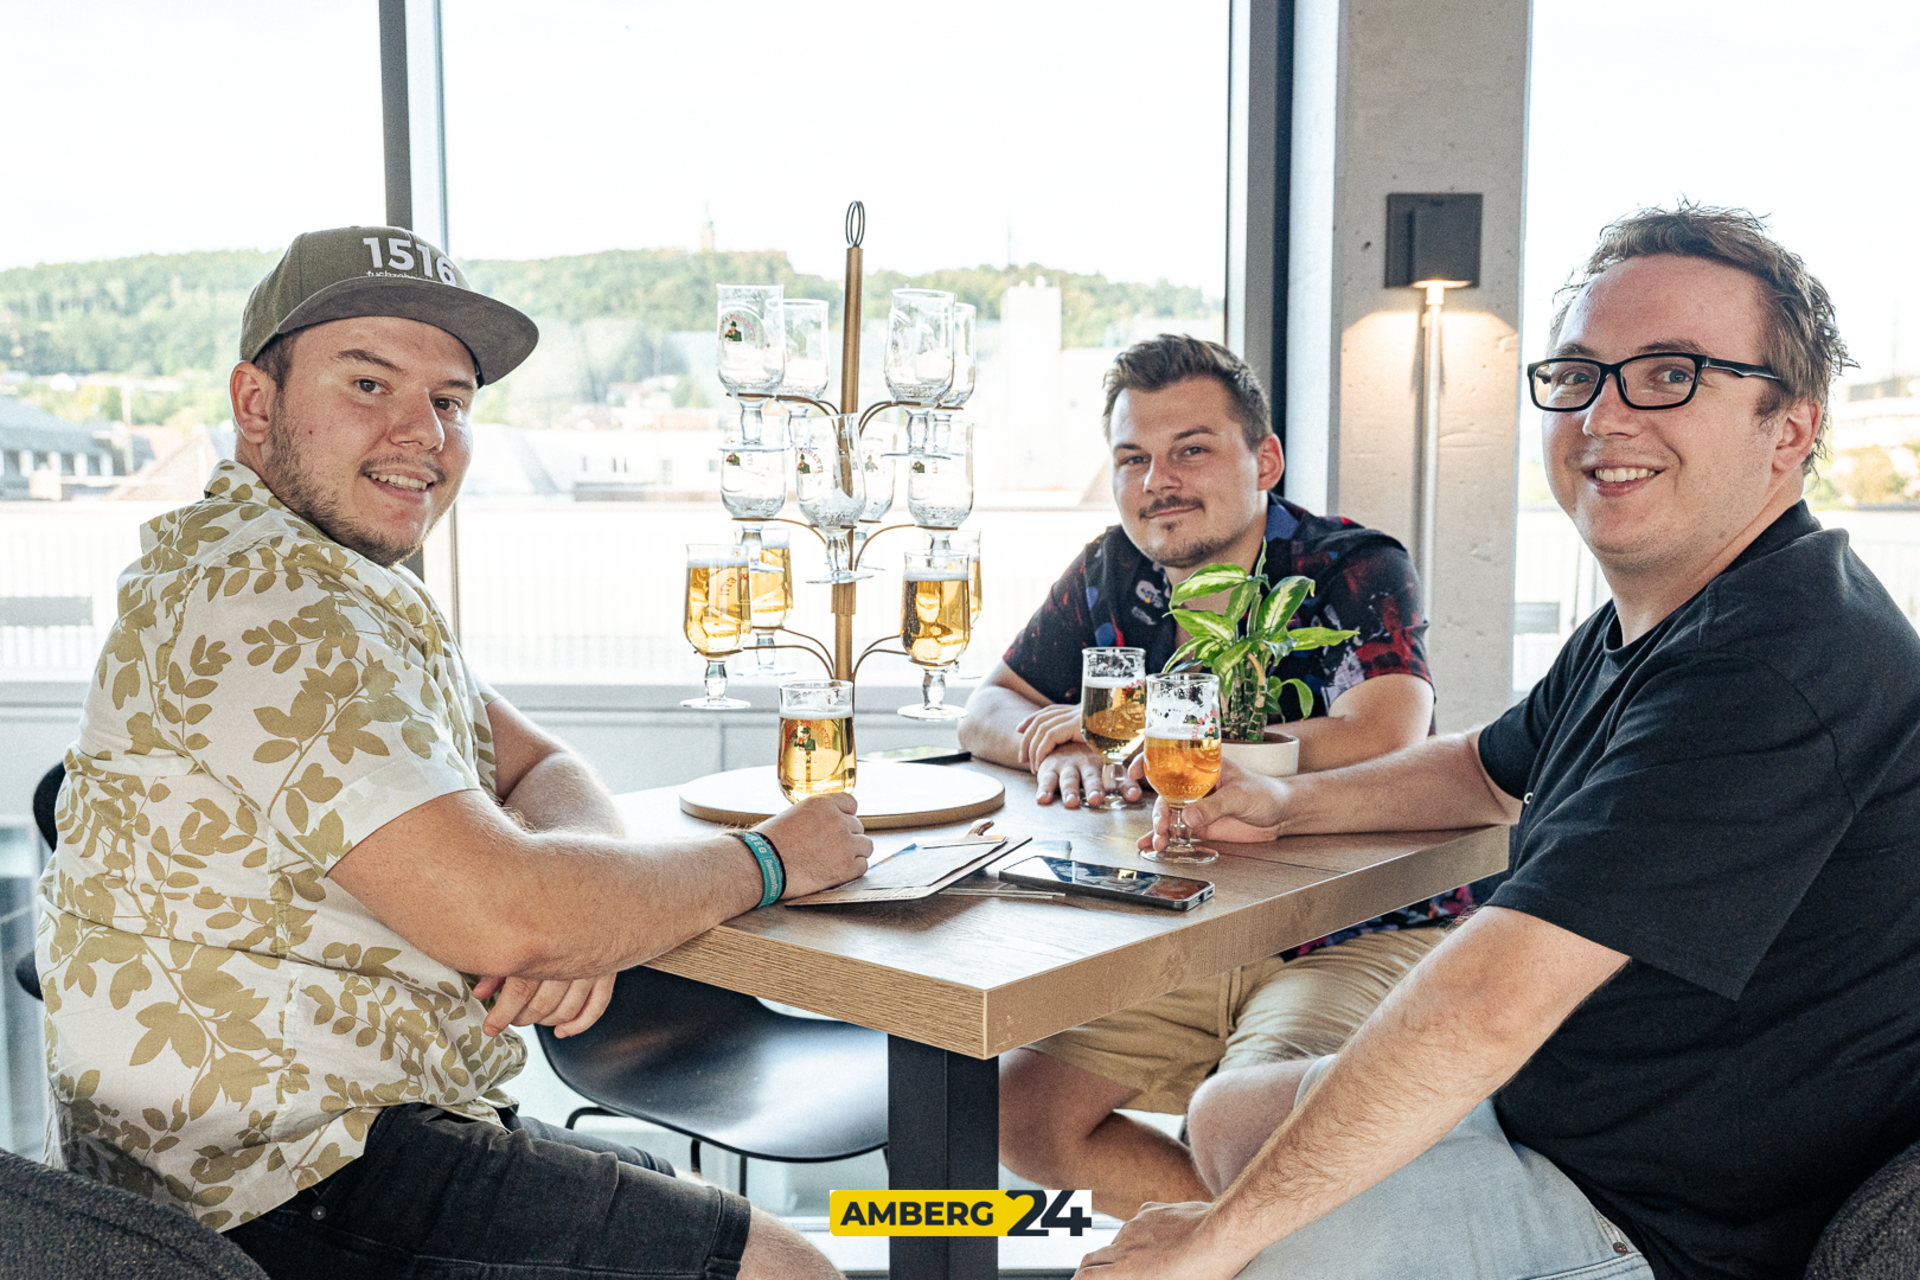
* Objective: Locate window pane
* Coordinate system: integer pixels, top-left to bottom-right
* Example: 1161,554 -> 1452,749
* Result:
1518,0 -> 1920,698
440,0 -> 1228,687
0,2 -> 382,682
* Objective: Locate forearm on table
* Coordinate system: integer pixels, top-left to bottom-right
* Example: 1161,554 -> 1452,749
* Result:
331,793 -> 761,980
1284,674 -> 1433,773
956,681 -> 1047,766
1195,909 -> 1618,1267
1279,731 -> 1519,835
499,748 -> 625,838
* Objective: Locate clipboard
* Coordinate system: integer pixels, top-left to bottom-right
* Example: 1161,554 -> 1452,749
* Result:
784,835 -> 1033,906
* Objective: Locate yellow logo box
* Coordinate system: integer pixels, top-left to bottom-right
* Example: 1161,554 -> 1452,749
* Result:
829,1190 -> 1095,1237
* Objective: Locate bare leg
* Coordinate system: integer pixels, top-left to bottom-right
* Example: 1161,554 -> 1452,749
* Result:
1185,1059 -> 1316,1195
998,1047 -> 1211,1219
739,1204 -> 843,1279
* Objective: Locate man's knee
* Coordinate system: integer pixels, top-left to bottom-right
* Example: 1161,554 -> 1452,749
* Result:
1187,1059 -> 1315,1194
998,1048 -> 1134,1168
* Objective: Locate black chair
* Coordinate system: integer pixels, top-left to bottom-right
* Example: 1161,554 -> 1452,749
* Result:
11,763 -> 62,1001
0,1147 -> 266,1279
1803,1132 -> 1920,1279
535,965 -> 888,1195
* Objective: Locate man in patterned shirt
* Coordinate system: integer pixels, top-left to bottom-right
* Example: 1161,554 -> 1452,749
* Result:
960,334 -> 1491,1219
39,226 -> 869,1280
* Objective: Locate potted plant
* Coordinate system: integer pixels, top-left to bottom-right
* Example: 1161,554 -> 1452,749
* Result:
1163,547 -> 1356,776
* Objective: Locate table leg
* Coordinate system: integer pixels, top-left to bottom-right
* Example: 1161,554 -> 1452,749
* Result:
887,1036 -> 998,1280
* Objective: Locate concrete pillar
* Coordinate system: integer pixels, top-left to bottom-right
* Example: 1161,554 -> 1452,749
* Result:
1286,0 -> 1529,732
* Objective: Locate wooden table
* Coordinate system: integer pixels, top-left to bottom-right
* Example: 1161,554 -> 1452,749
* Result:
616,760 -> 1506,1280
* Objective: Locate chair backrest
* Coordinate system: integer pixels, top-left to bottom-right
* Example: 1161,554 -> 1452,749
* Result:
1804,1132 -> 1920,1279
0,1148 -> 266,1280
34,762 -> 64,854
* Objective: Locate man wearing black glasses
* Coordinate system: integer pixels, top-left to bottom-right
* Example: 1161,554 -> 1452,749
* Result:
1078,206 -> 1920,1280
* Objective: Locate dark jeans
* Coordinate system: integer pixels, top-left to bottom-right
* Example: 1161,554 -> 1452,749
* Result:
225,1104 -> 752,1279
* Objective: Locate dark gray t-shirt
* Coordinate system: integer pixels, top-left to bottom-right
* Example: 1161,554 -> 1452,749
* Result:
1479,503 -> 1920,1280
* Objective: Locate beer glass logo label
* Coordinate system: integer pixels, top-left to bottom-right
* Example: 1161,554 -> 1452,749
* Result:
1146,702 -> 1219,740
719,308 -> 763,347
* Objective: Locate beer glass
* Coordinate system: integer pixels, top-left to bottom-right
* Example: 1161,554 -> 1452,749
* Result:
946,530 -> 984,681
931,302 -> 975,455
781,299 -> 832,418
716,284 -> 785,446
794,414 -> 868,584
907,418 -> 972,553
721,429 -> 788,524
747,527 -> 796,676
777,679 -> 857,801
1142,672 -> 1222,863
851,419 -> 899,567
884,288 -> 955,454
898,550 -> 971,721
1081,648 -> 1146,809
681,543 -> 752,710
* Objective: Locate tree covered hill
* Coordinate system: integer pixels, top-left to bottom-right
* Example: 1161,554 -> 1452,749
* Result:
2,246 -> 1214,384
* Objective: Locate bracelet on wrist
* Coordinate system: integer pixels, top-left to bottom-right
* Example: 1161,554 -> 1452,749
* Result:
728,829 -> 786,908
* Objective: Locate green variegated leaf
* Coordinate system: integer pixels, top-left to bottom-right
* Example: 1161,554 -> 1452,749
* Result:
1267,676 -> 1317,721
1284,625 -> 1359,649
1212,639 -> 1255,676
1169,563 -> 1248,605
1171,608 -> 1236,644
1255,576 -> 1313,637
1224,578 -> 1261,625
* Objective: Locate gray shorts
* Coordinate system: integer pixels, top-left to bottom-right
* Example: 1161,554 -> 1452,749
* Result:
1235,1057 -> 1655,1280
224,1103 -> 751,1280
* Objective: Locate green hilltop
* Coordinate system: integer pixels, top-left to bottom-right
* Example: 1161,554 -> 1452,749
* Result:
0,247 -> 1216,427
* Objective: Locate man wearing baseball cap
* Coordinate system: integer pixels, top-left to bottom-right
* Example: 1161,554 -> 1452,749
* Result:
39,226 -> 866,1279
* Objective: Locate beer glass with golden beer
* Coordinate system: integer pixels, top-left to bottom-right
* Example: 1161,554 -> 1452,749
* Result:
1081,648 -> 1146,809
681,543 -> 752,710
747,528 -> 796,676
777,680 -> 857,801
898,550 -> 971,721
1142,672 -> 1222,863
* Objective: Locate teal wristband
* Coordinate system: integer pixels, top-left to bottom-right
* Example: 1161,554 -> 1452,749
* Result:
730,830 -> 785,907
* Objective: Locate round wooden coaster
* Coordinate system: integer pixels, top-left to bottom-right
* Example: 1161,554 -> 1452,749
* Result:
678,761 -> 1004,831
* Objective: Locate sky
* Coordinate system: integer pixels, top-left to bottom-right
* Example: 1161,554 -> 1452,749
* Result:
2,0 -> 1916,377
0,0 -> 1230,289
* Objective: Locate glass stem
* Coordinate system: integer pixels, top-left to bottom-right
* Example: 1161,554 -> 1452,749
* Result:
921,667 -> 949,713
1168,802 -> 1191,849
739,400 -> 764,445
754,631 -> 778,673
1102,761 -> 1126,797
826,530 -> 852,577
703,659 -> 729,702
905,412 -> 930,454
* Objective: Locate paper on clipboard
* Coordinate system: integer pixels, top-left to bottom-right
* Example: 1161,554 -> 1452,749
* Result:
784,835 -> 1032,906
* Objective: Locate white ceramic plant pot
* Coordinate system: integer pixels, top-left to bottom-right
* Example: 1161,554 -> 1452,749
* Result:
1220,729 -> 1300,779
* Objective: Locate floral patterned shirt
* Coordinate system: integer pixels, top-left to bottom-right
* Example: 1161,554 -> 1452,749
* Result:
38,460 -> 522,1230
1004,495 -> 1492,954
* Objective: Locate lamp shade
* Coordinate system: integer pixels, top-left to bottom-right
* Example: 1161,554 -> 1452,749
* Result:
1385,193 -> 1482,288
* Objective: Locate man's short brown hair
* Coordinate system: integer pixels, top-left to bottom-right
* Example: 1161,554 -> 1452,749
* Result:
1552,203 -> 1853,474
1102,334 -> 1274,452
250,331 -> 299,389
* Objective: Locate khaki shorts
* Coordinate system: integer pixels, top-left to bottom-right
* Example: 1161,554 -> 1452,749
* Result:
1027,927 -> 1447,1114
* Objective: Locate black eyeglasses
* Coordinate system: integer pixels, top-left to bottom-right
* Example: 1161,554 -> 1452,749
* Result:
1526,352 -> 1780,412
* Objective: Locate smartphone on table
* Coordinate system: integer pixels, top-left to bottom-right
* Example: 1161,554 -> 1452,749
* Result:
997,845 -> 1214,911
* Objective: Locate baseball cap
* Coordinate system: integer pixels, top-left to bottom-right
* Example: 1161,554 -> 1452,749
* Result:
239,225 -> 538,385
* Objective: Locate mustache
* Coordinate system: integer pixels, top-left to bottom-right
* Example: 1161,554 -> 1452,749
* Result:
1139,497 -> 1202,519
